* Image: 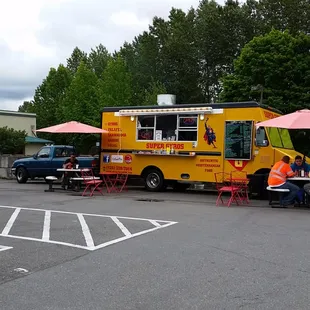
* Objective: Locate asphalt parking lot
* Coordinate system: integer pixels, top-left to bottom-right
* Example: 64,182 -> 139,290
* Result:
1,179 -> 310,309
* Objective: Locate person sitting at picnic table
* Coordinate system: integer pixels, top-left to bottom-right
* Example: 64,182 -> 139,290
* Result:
290,155 -> 310,204
291,155 -> 310,175
268,155 -> 299,207
61,154 -> 79,189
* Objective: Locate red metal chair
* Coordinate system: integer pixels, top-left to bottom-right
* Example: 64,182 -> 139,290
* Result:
230,170 -> 249,204
214,172 -> 241,207
81,169 -> 103,197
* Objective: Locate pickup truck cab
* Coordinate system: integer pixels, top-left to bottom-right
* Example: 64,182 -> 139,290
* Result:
11,145 -> 99,183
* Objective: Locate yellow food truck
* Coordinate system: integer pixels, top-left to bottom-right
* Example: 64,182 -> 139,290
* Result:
100,100 -> 303,197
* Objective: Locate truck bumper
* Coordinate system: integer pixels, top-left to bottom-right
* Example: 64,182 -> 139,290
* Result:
11,168 -> 16,176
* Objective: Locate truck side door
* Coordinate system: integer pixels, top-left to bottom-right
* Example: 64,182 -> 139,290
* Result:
29,146 -> 52,177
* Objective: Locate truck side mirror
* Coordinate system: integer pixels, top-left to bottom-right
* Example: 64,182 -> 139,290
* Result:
33,154 -> 37,159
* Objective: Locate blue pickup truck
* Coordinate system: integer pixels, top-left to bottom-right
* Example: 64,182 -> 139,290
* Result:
11,145 -> 99,183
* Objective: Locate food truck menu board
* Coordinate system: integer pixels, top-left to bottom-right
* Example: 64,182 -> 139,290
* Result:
224,120 -> 253,160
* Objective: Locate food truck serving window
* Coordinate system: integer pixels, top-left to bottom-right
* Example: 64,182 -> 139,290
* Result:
178,115 -> 198,141
137,114 -> 198,142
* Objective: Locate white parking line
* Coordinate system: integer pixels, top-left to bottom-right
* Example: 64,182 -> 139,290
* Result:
0,245 -> 13,252
92,221 -> 177,251
2,208 -> 21,236
0,205 -> 178,251
111,216 -> 132,237
42,211 -> 51,241
0,205 -> 174,223
149,220 -> 161,228
77,213 -> 95,248
1,234 -> 90,250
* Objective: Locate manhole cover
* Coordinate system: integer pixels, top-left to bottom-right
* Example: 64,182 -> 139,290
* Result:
136,199 -> 164,202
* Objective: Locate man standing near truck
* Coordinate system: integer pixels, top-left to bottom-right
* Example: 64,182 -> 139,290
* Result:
268,156 -> 299,207
61,154 -> 79,189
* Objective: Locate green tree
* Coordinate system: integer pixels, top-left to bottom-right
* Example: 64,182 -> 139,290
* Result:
196,0 -> 257,102
98,55 -> 133,107
66,47 -> 88,74
0,127 -> 26,154
119,35 -> 159,103
120,7 -> 204,105
32,64 -> 72,129
140,81 -> 167,106
158,8 -> 203,103
88,44 -> 111,78
60,61 -> 101,153
220,29 -> 310,113
18,101 -> 35,113
61,61 -> 100,126
255,0 -> 310,35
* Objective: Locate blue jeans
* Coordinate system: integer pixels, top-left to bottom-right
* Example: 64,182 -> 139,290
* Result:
297,188 -> 304,202
275,182 -> 300,206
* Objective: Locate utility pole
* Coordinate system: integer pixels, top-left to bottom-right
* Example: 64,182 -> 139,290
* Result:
260,85 -> 264,104
251,84 -> 264,104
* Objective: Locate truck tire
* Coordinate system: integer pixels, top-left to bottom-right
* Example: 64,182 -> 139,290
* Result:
16,167 -> 28,183
144,169 -> 165,192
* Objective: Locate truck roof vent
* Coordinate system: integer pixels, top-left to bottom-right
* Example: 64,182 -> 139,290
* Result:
157,94 -> 176,106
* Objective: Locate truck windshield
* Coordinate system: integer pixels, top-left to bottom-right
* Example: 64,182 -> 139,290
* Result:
267,127 -> 294,149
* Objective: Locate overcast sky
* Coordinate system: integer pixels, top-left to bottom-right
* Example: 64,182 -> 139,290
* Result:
0,0 -> 225,111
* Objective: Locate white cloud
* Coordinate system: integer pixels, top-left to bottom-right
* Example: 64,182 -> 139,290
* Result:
0,0 -> 223,111
0,97 -> 32,111
110,11 -> 149,27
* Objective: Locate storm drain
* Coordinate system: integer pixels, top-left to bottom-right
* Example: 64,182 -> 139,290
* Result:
135,199 -> 164,203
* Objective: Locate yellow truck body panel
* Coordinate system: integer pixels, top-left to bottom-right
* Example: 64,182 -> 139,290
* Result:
99,101 -> 303,193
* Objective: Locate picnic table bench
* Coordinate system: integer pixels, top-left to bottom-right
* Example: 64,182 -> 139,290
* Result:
267,186 -> 290,206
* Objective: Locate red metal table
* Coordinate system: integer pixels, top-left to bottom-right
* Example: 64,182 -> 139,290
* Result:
100,172 -> 129,193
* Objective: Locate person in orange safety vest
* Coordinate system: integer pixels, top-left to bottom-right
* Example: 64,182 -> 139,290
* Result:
268,155 -> 299,207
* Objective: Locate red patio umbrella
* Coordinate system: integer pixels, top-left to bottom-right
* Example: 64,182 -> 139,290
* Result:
256,109 -> 310,129
36,121 -> 108,134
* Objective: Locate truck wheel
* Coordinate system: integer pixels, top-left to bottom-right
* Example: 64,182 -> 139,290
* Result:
16,167 -> 28,183
144,169 -> 164,192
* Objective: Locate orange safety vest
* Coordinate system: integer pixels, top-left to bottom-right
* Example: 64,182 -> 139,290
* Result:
268,161 -> 294,186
